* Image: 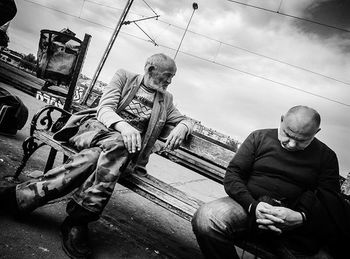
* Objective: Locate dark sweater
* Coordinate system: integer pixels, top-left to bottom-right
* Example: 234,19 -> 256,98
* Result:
224,128 -> 342,254
224,128 -> 339,213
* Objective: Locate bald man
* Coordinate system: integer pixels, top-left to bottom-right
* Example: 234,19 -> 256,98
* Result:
192,106 -> 349,259
1,53 -> 193,258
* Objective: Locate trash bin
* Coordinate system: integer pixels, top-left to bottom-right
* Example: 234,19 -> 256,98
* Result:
36,29 -> 82,85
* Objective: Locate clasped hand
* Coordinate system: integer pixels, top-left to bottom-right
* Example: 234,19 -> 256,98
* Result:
255,202 -> 303,234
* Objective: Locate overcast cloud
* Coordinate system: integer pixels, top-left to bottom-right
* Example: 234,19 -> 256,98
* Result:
7,0 -> 350,175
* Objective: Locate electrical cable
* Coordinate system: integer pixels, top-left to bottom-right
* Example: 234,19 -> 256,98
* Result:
154,42 -> 350,107
156,19 -> 350,87
85,0 -> 151,17
141,0 -> 158,16
79,0 -> 85,18
227,0 -> 350,33
277,0 -> 283,13
76,0 -> 350,86
133,22 -> 157,45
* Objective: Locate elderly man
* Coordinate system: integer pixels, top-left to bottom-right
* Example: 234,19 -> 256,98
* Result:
192,105 -> 350,259
1,53 -> 193,258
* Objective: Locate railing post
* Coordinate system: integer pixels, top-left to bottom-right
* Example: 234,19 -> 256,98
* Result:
63,33 -> 91,111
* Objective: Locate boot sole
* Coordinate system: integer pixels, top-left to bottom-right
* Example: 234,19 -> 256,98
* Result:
60,229 -> 91,259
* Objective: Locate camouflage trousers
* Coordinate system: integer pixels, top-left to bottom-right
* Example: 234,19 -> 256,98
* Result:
16,119 -> 131,217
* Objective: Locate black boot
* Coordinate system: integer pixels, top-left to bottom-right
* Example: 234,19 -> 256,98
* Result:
0,180 -> 18,213
61,217 -> 92,259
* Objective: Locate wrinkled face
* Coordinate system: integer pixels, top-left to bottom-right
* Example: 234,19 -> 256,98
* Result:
278,115 -> 319,151
145,63 -> 176,93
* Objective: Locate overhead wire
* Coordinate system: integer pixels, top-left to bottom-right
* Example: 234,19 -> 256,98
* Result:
141,0 -> 158,16
85,0 -> 149,17
227,0 -> 350,33
79,0 -> 85,18
156,19 -> 350,87
155,43 -> 350,107
84,0 -> 159,47
133,22 -> 157,45
277,0 -> 283,13
20,0 -> 350,107
79,0 -> 350,87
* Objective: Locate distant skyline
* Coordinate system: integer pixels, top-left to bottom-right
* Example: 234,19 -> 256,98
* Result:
7,0 -> 350,175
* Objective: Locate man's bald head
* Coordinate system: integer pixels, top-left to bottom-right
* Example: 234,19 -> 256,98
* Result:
285,106 -> 321,132
279,105 -> 321,151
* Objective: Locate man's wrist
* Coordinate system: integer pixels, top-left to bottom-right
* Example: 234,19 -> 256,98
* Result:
248,201 -> 259,216
178,122 -> 189,132
300,211 -> 306,223
248,203 -> 252,213
113,120 -> 126,131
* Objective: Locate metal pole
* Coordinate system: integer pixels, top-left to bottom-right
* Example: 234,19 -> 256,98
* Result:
81,0 -> 134,105
174,2 -> 198,60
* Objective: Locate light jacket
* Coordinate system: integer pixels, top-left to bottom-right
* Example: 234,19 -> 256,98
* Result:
54,69 -> 193,172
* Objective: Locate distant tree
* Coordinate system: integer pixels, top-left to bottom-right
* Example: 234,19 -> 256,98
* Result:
226,138 -> 240,152
19,53 -> 36,71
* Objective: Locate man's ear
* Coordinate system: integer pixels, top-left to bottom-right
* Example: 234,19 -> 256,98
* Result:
147,65 -> 156,73
144,64 -> 156,74
280,115 -> 284,122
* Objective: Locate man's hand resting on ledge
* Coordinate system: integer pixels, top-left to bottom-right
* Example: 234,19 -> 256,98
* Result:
164,123 -> 188,150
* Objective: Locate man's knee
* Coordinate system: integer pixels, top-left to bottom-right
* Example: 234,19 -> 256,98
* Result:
85,147 -> 101,159
67,147 -> 101,166
192,197 -> 248,238
98,132 -> 125,151
192,201 -> 233,239
192,203 -> 216,236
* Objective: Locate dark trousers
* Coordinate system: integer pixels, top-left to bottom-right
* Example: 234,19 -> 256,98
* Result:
191,197 -> 333,259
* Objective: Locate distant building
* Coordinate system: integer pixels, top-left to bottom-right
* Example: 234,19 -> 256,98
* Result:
77,73 -> 106,94
190,118 -> 240,151
0,48 -> 24,66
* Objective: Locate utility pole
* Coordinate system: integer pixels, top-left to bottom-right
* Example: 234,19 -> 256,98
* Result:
81,0 -> 134,105
174,2 -> 198,60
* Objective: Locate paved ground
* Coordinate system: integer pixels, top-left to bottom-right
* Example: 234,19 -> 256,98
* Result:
0,81 -> 254,259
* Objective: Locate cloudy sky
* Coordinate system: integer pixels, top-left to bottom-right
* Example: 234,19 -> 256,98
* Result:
7,0 -> 350,176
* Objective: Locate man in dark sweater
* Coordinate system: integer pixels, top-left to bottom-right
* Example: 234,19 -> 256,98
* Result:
192,105 -> 349,259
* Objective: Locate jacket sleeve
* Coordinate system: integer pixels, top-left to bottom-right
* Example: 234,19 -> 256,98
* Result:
97,69 -> 126,128
224,131 -> 257,212
162,94 -> 194,137
295,149 -> 340,223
